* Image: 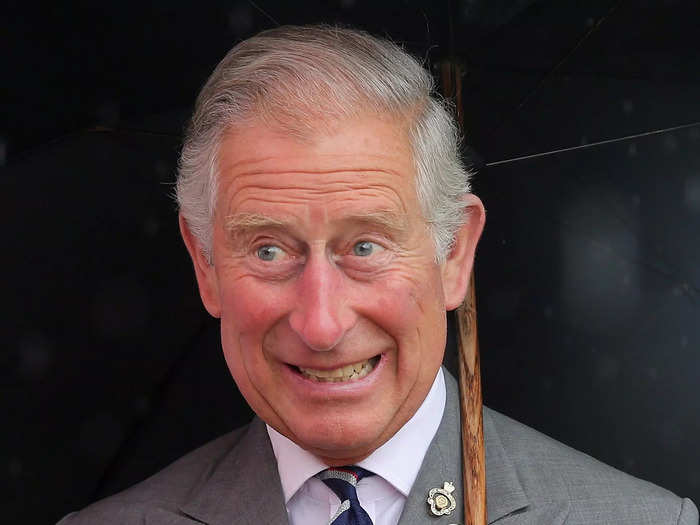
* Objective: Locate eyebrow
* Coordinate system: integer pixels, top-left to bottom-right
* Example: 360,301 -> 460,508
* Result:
224,210 -> 408,239
225,213 -> 287,232
224,213 -> 287,244
351,210 -> 408,236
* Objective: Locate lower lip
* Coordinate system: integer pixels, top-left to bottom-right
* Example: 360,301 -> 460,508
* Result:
283,354 -> 386,397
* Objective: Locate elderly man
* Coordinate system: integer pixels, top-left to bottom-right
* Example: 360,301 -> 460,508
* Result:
60,25 -> 697,525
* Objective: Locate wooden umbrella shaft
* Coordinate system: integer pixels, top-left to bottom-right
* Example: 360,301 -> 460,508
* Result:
440,60 -> 487,525
457,274 -> 486,525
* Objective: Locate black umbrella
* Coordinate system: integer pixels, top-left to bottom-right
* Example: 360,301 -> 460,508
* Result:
3,2 -> 699,523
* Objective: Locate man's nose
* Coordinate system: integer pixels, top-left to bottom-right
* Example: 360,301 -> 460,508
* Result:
288,252 -> 356,351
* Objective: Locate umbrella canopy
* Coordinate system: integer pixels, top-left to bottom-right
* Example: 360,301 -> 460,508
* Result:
3,1 -> 699,522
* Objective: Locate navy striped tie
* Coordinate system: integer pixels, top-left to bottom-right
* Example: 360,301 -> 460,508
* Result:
317,466 -> 375,524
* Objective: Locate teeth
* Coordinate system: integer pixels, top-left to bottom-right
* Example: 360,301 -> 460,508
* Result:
298,357 -> 379,382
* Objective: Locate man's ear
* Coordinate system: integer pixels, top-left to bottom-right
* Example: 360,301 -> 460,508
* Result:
441,194 -> 486,311
179,214 -> 222,318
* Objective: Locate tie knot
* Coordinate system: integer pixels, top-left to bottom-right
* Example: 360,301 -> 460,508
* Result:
318,466 -> 374,487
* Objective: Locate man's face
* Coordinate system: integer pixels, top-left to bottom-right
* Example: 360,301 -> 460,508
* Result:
182,114 -> 481,464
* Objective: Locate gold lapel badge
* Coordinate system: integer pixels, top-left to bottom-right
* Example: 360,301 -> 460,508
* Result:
427,481 -> 457,517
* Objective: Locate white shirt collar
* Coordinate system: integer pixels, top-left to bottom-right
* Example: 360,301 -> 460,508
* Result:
267,367 -> 446,501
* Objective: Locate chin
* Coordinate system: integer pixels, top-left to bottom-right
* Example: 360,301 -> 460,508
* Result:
290,419 -> 384,462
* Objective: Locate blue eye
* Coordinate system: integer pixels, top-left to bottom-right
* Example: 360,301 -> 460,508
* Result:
256,245 -> 284,261
353,241 -> 381,257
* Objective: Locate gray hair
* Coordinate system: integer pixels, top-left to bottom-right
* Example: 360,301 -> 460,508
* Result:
176,25 -> 473,263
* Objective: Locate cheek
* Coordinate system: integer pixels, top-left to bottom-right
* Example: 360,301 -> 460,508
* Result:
369,275 -> 447,400
376,267 -> 445,323
220,279 -> 292,341
369,270 -> 447,362
218,281 -> 292,394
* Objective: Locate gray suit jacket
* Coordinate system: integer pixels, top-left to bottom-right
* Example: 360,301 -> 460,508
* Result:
60,371 -> 698,524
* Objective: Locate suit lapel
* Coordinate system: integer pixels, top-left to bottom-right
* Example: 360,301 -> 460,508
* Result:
483,407 -> 529,522
397,370 -> 465,525
399,370 -> 534,525
178,417 -> 288,525
483,409 -> 569,524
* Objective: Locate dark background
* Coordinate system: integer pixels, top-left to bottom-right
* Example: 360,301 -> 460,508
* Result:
3,1 -> 699,523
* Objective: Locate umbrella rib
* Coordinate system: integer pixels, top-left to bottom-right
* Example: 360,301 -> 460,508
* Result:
485,120 -> 700,166
488,0 -> 624,137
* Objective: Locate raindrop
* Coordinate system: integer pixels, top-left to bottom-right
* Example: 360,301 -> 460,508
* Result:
91,279 -> 151,340
597,354 -> 619,381
544,305 -> 553,319
627,143 -> 637,157
622,99 -> 634,114
690,471 -> 700,490
661,419 -> 682,443
154,159 -> 169,177
662,134 -> 678,154
17,333 -> 52,380
143,217 -> 160,237
97,101 -> 120,127
684,176 -> 700,213
462,0 -> 479,18
228,2 -> 254,35
560,186 -> 640,331
134,396 -> 151,415
8,458 -> 22,477
78,413 -> 124,462
681,335 -> 688,347
486,289 -> 521,320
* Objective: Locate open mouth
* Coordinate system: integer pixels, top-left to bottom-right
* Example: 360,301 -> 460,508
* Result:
296,355 -> 381,382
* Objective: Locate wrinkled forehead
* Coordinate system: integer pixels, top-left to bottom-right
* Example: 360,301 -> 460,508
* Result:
213,114 -> 421,218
